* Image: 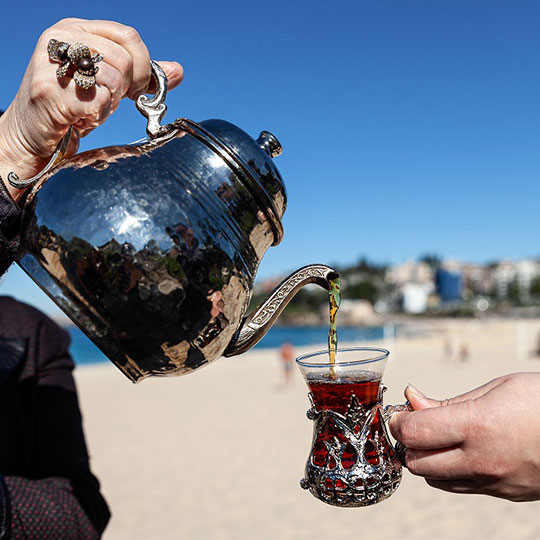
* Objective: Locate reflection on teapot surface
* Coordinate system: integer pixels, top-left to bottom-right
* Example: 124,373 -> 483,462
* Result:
19,120 -> 276,381
16,61 -> 339,382
19,116 -> 339,382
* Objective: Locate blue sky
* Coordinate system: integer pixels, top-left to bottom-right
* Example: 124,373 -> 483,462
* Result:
0,1 -> 539,315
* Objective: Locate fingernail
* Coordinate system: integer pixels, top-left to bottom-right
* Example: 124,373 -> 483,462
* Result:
406,383 -> 426,399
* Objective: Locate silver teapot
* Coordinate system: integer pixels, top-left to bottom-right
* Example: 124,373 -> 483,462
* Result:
15,62 -> 337,382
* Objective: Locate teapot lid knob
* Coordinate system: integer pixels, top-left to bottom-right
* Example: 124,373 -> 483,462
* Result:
256,131 -> 283,158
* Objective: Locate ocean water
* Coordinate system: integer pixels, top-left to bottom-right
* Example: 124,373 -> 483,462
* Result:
66,325 -> 385,366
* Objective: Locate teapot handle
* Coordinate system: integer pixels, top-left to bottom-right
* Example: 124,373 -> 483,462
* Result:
224,264 -> 339,357
135,60 -> 169,138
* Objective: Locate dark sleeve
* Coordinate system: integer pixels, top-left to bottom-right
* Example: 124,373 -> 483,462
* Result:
0,476 -> 10,540
4,316 -> 110,538
5,476 -> 99,540
0,180 -> 21,276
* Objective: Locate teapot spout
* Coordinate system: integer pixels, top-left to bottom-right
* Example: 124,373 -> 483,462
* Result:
224,264 -> 339,357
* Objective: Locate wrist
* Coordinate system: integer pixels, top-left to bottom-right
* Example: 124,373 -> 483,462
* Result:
0,163 -> 41,206
0,159 -> 34,206
0,111 -> 53,203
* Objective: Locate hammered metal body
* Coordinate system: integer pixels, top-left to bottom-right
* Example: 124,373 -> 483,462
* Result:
16,61 -> 338,383
18,119 -> 291,382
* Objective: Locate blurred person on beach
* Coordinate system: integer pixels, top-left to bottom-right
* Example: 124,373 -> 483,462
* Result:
443,337 -> 453,359
458,342 -> 470,362
0,18 -> 183,538
279,341 -> 294,388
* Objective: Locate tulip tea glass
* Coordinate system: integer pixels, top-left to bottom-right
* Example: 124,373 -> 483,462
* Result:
296,347 -> 409,507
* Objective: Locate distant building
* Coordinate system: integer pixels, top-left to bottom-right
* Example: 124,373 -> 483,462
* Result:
436,268 -> 462,303
327,299 -> 376,325
493,261 -> 516,299
462,264 -> 492,296
386,260 -> 433,286
254,277 -> 282,294
401,283 -> 433,314
493,259 -> 540,300
344,271 -> 372,286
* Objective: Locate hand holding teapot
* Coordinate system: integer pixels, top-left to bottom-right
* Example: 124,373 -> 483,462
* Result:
0,17 -> 183,202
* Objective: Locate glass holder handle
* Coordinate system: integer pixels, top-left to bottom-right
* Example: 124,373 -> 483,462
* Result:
382,401 -> 411,423
382,400 -> 411,465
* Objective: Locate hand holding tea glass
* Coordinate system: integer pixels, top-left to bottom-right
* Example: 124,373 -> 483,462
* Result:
296,347 -> 409,507
389,372 -> 540,502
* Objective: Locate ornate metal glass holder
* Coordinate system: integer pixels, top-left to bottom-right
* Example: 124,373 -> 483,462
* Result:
296,347 -> 409,507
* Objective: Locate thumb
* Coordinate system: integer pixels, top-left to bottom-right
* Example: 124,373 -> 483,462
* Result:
130,61 -> 184,100
404,376 -> 507,412
405,384 -> 440,410
153,61 -> 184,92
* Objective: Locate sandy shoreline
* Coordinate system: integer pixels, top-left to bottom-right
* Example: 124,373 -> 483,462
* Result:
74,318 -> 540,539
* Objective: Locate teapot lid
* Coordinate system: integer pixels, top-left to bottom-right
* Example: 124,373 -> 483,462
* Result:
179,118 -> 287,245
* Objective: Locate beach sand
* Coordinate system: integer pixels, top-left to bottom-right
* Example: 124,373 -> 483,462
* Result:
75,318 -> 540,540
